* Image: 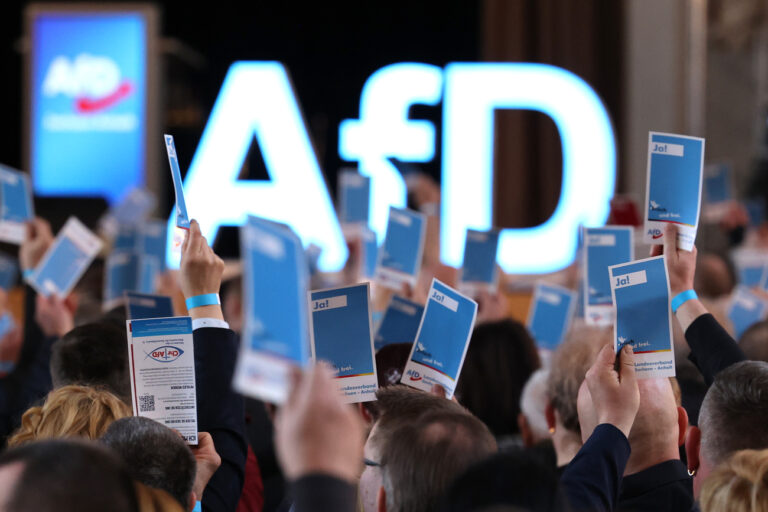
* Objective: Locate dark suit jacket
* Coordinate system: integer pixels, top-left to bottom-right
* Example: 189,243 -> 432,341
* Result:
685,313 -> 745,385
617,460 -> 693,512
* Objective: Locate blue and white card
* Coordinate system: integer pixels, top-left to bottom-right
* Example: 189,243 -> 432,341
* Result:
125,292 -> 174,320
374,295 -> 424,351
113,225 -> 138,252
527,284 -> 577,351
361,227 -> 378,279
0,253 -> 19,290
702,164 -> 732,222
233,216 -> 310,404
582,226 -> 634,326
376,207 -> 426,290
0,165 -> 34,244
104,252 -> 159,310
127,316 -> 198,444
164,135 -> 190,230
460,229 -> 500,295
643,132 -> 705,251
728,286 -> 768,339
137,221 -> 168,273
609,256 -> 674,378
26,217 -> 103,298
309,283 -> 378,403
99,187 -> 156,239
305,243 -> 322,278
338,169 -> 370,236
732,249 -> 768,288
746,199 -> 766,228
401,279 -> 478,398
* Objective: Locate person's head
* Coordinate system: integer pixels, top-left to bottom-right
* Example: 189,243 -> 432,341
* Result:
518,369 -> 551,448
546,324 -> 610,464
694,252 -> 736,299
688,361 -> 768,497
700,448 -> 768,512
440,449 -> 569,512
578,376 -> 687,475
8,385 -> 130,447
359,386 -> 466,512
50,321 -> 131,401
0,439 -> 138,512
374,409 -> 497,512
455,319 -> 540,438
101,417 -> 196,511
739,320 -> 768,362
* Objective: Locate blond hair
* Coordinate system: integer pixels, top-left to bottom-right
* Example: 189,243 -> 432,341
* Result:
701,448 -> 768,512
8,385 -> 131,447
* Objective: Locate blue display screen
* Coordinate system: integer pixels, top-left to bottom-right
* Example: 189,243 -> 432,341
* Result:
30,12 -> 147,203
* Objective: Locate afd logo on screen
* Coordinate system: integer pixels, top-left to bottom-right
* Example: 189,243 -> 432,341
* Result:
168,61 -> 615,274
42,53 -> 134,113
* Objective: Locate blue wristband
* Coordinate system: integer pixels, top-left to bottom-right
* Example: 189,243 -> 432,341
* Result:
185,293 -> 220,310
671,290 -> 697,314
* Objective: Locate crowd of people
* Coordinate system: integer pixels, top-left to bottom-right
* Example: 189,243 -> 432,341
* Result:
0,174 -> 766,512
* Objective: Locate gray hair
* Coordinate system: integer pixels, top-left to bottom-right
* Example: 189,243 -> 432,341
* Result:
520,369 -> 551,441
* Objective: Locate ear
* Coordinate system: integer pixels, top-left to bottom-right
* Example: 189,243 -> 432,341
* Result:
676,406 -> 689,447
518,412 -> 535,448
358,402 -> 374,425
377,486 -> 387,512
685,425 -> 701,474
188,491 -> 197,512
545,402 -> 556,433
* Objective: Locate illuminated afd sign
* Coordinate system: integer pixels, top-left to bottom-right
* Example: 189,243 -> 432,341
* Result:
170,61 -> 615,274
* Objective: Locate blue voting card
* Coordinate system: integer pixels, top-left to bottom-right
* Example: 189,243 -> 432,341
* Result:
233,215 -> 310,404
460,229 -> 500,293
0,253 -> 18,290
746,199 -> 766,228
0,313 -> 15,339
164,135 -> 190,230
113,225 -> 138,252
0,165 -> 34,244
527,284 -> 576,351
732,249 -> 768,288
309,283 -> 377,402
125,292 -> 174,320
105,253 -> 159,309
644,132 -> 705,250
137,221 -> 168,273
361,227 -> 378,279
583,226 -> 633,325
704,164 -> 732,204
338,170 -> 370,226
739,265 -> 766,288
99,188 -> 156,239
374,295 -> 425,351
137,256 -> 159,294
728,286 -> 768,339
27,217 -> 103,298
401,279 -> 477,398
305,243 -> 322,277
609,256 -> 674,378
376,207 -> 426,289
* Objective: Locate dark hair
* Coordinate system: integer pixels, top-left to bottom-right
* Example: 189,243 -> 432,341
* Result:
372,384 -> 465,424
694,252 -> 736,299
455,320 -> 540,437
0,439 -> 138,512
699,361 -> 768,465
440,449 -> 568,512
50,322 -> 130,401
376,343 -> 414,389
375,409 -> 497,512
738,320 -> 768,363
101,417 -> 196,509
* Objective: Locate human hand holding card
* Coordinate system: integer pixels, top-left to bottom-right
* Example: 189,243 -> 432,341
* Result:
643,131 -> 705,251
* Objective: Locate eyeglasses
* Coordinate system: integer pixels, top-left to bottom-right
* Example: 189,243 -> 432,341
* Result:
363,457 -> 381,468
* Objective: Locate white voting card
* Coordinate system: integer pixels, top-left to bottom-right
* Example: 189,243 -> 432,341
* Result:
127,316 -> 198,444
0,165 -> 34,244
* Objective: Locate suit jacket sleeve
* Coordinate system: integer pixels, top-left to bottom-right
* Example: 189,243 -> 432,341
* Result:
685,313 -> 746,386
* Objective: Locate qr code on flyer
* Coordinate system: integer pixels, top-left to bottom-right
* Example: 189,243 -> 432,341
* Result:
139,394 -> 155,413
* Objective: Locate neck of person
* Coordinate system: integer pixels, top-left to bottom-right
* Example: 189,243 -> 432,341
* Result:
624,444 -> 681,476
553,424 -> 582,468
